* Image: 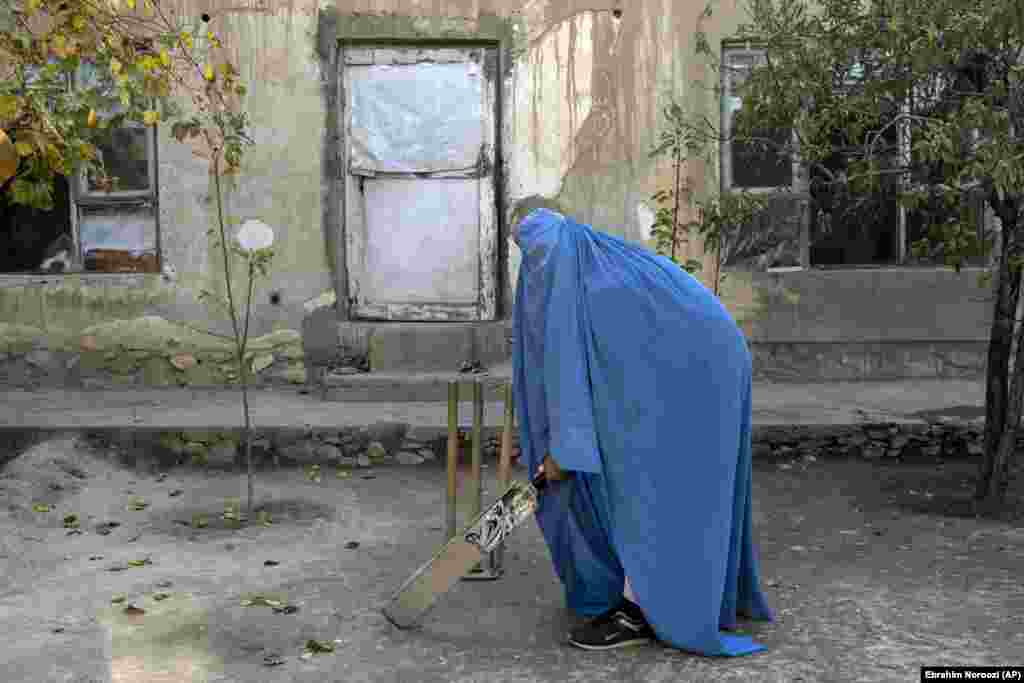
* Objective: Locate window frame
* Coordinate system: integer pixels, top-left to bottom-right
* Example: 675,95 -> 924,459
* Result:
62,64 -> 161,274
719,43 -> 801,195
720,41 -> 993,269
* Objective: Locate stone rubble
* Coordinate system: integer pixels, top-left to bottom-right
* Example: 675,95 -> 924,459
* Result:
83,419 -> 1002,474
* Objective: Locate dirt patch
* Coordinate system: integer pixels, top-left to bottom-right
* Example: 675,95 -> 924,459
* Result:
1,434 -> 1023,682
145,497 -> 339,539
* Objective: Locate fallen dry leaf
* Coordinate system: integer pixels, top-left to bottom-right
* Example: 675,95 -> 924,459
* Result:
272,605 -> 299,615
303,639 -> 335,655
240,595 -> 284,609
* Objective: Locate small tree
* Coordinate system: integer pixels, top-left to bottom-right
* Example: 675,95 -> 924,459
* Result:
692,0 -> 1024,508
683,192 -> 770,297
650,97 -> 770,296
2,0 -> 270,519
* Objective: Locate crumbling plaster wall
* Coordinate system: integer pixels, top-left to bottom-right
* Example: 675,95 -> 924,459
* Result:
2,0 -> 753,389
5,0 -> 985,385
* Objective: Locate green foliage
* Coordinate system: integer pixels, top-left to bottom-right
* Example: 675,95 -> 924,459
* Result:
650,94 -> 769,294
1,0 -> 249,205
698,0 -> 1024,270
699,0 -> 1024,503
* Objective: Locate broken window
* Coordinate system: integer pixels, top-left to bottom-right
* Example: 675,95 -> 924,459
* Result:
0,60 -> 160,275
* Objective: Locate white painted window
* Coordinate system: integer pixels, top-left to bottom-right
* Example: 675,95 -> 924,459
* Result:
341,46 -> 499,321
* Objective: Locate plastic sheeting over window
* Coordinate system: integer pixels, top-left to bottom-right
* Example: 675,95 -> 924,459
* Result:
79,205 -> 158,272
348,62 -> 484,174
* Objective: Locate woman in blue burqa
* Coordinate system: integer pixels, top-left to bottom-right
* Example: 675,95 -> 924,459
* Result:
511,207 -> 774,655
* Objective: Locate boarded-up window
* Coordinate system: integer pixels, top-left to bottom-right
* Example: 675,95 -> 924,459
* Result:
342,47 -> 498,321
349,62 -> 484,174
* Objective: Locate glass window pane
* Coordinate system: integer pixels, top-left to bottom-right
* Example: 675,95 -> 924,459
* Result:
79,205 -> 158,273
84,127 -> 151,193
732,123 -> 793,188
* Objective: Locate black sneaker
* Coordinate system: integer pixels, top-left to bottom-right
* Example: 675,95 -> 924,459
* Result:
568,599 -> 656,650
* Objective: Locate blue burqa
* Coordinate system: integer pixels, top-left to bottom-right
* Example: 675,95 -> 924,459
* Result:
512,209 -> 773,656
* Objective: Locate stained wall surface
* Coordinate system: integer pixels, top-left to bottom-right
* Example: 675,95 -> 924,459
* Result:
0,0 -> 994,385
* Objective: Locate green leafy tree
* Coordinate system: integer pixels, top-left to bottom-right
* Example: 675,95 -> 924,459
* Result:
1,0 -> 269,519
691,0 -> 1024,507
650,98 -> 770,296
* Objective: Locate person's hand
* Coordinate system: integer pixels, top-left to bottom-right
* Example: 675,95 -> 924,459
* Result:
538,452 -> 569,481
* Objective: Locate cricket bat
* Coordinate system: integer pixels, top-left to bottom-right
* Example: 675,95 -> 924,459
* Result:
382,471 -> 549,629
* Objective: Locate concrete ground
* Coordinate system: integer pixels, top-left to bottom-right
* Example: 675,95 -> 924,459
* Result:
0,378 -> 988,432
1,378 -> 1020,682
0,428 -> 1022,683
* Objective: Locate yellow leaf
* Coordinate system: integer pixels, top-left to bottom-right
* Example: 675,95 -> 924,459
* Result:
15,142 -> 34,157
79,142 -> 96,161
0,129 -> 17,185
46,143 -> 63,164
143,110 -> 160,126
109,58 -> 122,75
203,65 -> 214,82
159,50 -> 171,67
0,96 -> 17,121
71,14 -> 85,31
26,0 -> 41,14
180,31 -> 193,50
87,109 -> 97,128
126,0 -> 135,8
207,31 -> 216,41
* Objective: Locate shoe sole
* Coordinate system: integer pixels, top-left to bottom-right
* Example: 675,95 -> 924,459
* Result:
568,637 -> 654,651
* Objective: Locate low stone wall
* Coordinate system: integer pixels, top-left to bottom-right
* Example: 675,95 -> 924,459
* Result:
74,419 -> 1000,476
752,422 -> 986,460
0,318 -> 306,390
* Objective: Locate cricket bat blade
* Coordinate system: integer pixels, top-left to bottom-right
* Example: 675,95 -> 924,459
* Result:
382,473 -> 548,629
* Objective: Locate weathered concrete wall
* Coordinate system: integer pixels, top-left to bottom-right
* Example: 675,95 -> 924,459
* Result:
0,0 -> 995,386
